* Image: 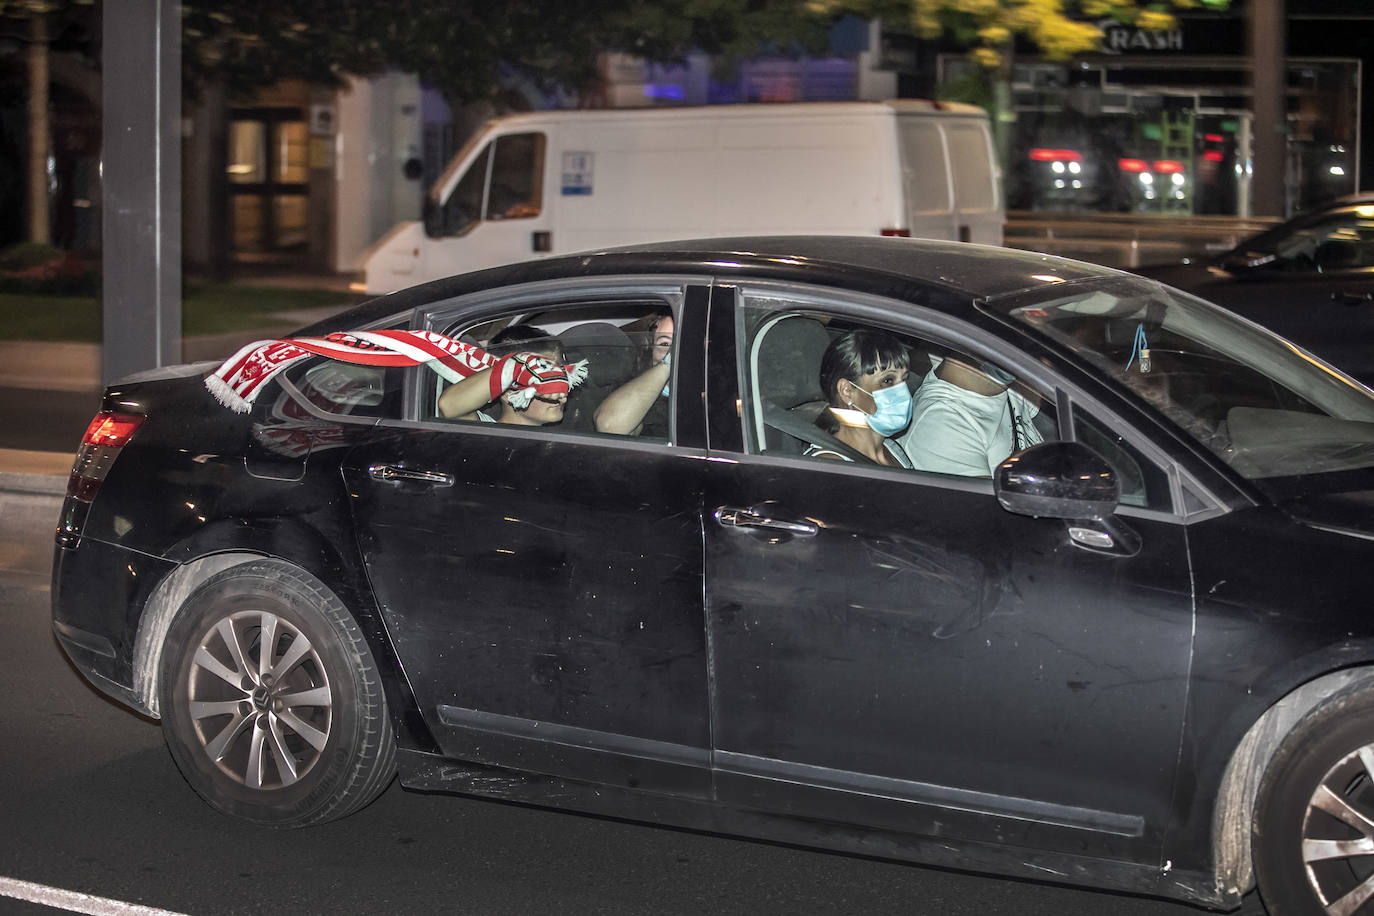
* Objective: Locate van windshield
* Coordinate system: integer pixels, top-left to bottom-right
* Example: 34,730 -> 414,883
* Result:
987,276 -> 1374,481
432,133 -> 546,238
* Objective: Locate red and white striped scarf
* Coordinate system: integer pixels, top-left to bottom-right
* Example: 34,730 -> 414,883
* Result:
206,330 -> 585,413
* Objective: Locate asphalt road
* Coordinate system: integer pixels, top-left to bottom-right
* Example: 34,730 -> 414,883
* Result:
0,528 -> 1256,916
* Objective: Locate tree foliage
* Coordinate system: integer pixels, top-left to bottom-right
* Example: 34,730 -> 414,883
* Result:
805,0 -> 1229,68
182,0 -> 835,109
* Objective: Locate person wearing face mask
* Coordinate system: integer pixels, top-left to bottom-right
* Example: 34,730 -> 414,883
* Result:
808,329 -> 914,468
898,354 -> 1043,478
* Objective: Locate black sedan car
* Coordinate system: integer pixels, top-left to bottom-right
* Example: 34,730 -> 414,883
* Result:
52,237 -> 1374,915
1135,193 -> 1374,383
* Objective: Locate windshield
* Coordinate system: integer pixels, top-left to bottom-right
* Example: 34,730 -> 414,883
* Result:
987,276 -> 1374,480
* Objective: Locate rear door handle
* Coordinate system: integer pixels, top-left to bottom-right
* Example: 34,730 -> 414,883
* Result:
368,464 -> 454,487
714,505 -> 818,538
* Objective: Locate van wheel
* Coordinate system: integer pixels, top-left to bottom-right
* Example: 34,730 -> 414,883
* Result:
1254,682 -> 1374,915
157,560 -> 395,827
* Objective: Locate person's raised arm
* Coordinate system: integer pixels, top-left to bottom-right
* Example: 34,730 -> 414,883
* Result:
436,367 -> 497,419
593,362 -> 670,435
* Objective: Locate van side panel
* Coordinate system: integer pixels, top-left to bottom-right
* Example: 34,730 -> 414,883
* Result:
711,114 -> 904,236
557,120 -> 720,245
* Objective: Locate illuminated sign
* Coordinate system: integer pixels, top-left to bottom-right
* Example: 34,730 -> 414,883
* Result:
1099,20 -> 1184,55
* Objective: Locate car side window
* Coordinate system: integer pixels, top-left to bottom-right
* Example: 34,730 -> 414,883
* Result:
741,300 -> 1056,478
1071,408 -> 1171,511
418,301 -> 676,440
264,321 -> 410,422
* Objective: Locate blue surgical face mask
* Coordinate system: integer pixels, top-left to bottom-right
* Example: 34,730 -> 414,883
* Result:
979,361 -> 1016,387
858,381 -> 913,436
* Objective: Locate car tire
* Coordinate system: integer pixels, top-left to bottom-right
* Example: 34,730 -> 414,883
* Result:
1254,681 -> 1374,915
157,559 -> 395,827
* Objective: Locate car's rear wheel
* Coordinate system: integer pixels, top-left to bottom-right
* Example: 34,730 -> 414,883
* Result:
1255,682 -> 1374,915
157,560 -> 395,827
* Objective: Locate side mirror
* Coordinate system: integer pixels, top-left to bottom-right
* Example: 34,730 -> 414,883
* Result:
422,197 -> 444,238
995,441 -> 1119,521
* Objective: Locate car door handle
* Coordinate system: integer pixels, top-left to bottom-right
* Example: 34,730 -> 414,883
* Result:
714,505 -> 818,538
368,464 -> 454,487
1332,290 -> 1374,304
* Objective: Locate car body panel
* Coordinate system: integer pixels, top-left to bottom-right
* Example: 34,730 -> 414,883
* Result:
342,427 -> 714,795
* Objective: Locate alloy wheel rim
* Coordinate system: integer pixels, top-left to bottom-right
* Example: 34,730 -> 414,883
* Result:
185,609 -> 333,790
1302,744 -> 1374,915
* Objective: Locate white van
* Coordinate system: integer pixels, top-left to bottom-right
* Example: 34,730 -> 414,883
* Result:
360,101 -> 1003,294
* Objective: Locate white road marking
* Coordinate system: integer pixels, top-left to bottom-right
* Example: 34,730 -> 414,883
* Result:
0,876 -> 190,916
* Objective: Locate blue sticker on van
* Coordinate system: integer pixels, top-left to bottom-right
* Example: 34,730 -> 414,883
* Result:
562,151 -> 594,196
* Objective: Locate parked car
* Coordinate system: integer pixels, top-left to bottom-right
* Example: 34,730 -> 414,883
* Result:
1134,193 -> 1374,383
53,236 -> 1374,915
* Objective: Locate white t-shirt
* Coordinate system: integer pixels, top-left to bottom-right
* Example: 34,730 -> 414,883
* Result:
899,367 -> 1042,477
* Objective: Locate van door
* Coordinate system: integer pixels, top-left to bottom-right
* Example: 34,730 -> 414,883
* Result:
422,130 -> 554,280
896,117 -> 958,242
944,119 -> 1004,245
897,115 -> 1004,246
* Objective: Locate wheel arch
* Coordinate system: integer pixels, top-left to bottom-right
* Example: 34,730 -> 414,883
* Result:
1210,665 -> 1374,898
132,550 -> 266,717
129,514 -> 433,756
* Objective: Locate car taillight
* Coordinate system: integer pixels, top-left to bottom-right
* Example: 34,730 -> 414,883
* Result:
66,411 -> 144,502
880,228 -> 910,237
82,412 -> 143,448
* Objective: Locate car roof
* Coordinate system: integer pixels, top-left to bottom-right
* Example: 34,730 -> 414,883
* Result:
324,236 -> 1122,333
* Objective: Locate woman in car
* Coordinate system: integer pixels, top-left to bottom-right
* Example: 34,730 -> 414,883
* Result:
437,326 -> 572,426
808,328 -> 914,468
594,308 -> 674,437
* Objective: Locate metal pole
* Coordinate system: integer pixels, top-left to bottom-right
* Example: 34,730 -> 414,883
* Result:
101,0 -> 181,385
1248,0 -> 1286,218
27,13 -> 49,244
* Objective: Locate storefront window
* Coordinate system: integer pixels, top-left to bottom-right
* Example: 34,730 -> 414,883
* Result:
944,56 -> 1360,218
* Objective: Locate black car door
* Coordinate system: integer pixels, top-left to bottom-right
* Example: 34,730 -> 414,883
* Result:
341,284 -> 714,796
699,282 -> 1196,866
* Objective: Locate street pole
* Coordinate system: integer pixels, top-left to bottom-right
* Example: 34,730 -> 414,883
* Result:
101,0 -> 181,385
27,13 -> 49,245
1248,0 -> 1286,218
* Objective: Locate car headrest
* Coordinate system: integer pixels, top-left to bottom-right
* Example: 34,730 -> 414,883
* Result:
559,322 -> 636,388
757,316 -> 831,409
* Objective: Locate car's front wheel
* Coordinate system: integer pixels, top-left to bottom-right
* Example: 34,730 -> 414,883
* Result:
157,560 -> 395,827
1255,681 -> 1374,915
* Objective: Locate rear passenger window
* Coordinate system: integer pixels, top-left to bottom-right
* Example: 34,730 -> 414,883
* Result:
420,300 -> 677,441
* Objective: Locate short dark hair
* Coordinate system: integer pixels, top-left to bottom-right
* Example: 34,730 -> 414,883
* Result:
490,325 -> 563,362
818,329 -> 910,407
